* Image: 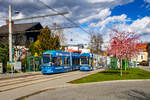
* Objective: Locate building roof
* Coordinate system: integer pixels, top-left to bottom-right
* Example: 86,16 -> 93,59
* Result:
136,43 -> 147,52
0,22 -> 41,35
65,49 -> 82,53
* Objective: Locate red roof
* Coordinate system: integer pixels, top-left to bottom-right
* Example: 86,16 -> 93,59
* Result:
65,49 -> 82,53
136,43 -> 147,52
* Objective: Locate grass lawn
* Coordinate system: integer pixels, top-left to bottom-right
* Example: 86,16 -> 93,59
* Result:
71,68 -> 150,84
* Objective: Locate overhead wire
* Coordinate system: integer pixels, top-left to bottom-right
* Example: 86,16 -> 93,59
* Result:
37,0 -> 90,34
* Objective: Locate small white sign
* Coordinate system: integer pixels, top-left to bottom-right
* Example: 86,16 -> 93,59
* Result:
14,62 -> 21,70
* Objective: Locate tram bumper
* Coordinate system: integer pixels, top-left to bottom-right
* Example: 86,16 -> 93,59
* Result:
41,68 -> 54,74
80,66 -> 91,71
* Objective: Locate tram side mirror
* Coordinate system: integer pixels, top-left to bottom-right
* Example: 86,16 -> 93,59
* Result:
49,62 -> 52,65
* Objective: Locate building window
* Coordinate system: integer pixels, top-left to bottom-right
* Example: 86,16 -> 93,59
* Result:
141,55 -> 143,60
29,37 -> 34,42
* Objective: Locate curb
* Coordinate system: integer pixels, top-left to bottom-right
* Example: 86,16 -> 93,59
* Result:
71,79 -> 150,87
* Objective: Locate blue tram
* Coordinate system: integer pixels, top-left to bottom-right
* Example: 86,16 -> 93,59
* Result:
80,53 -> 94,71
41,50 -> 80,74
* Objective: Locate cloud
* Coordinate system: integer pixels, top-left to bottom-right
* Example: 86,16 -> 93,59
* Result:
79,8 -> 111,23
12,12 -> 25,19
64,29 -> 90,45
111,16 -> 150,35
130,17 -> 150,33
104,16 -> 150,42
87,0 -> 115,3
0,0 -> 133,25
88,14 -> 128,34
87,13 -> 150,49
0,0 -> 134,45
144,0 -> 150,3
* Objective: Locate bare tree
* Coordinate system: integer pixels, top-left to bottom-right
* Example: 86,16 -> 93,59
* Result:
90,33 -> 103,54
53,23 -> 66,45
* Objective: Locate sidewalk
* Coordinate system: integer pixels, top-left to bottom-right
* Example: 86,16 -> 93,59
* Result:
0,71 -> 41,80
138,66 -> 150,72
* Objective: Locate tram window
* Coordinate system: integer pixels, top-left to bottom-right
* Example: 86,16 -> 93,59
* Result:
52,57 -> 57,66
64,57 -> 69,65
42,56 -> 50,64
58,57 -> 62,66
81,57 -> 89,65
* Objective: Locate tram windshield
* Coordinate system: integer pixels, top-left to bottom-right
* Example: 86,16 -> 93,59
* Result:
81,56 -> 89,65
42,55 -> 51,64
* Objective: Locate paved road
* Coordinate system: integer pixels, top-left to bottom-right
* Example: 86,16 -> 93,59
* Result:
24,80 -> 150,100
0,69 -> 104,100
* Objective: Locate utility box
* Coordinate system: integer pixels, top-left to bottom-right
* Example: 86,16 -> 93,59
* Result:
111,58 -> 118,69
122,59 -> 128,69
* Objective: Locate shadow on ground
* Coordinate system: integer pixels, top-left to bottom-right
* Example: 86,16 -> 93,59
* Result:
119,89 -> 150,100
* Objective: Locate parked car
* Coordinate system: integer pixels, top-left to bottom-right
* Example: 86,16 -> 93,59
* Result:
140,60 -> 148,66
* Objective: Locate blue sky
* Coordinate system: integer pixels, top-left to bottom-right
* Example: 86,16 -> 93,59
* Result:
111,0 -> 150,20
78,0 -> 150,44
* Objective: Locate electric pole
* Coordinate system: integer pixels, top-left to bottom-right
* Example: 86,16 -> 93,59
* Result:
9,5 -> 13,62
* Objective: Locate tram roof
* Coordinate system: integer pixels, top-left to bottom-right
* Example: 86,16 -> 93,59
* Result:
43,50 -> 70,55
80,53 -> 94,57
71,52 -> 80,57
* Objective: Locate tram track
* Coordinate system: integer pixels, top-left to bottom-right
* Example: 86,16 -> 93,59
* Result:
0,71 -> 82,92
0,75 -> 48,87
0,73 -> 41,81
0,74 -> 44,84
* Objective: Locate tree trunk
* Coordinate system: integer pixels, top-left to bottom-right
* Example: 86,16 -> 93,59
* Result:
120,59 -> 123,76
125,59 -> 127,71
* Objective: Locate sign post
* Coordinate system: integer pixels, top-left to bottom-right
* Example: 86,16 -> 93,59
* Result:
0,63 -> 3,73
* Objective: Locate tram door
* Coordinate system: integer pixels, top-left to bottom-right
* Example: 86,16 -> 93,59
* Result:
56,56 -> 63,72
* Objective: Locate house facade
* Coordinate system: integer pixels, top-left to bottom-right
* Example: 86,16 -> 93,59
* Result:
0,22 -> 43,61
131,43 -> 149,66
147,43 -> 150,66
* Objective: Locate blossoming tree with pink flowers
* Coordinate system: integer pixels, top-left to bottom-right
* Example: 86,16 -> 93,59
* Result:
107,29 -> 141,76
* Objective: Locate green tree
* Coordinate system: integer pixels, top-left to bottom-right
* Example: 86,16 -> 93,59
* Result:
29,26 -> 61,55
0,43 -> 9,73
29,40 -> 41,56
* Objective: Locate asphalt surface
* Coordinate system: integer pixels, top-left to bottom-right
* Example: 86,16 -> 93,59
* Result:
0,69 -> 104,100
24,80 -> 150,100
